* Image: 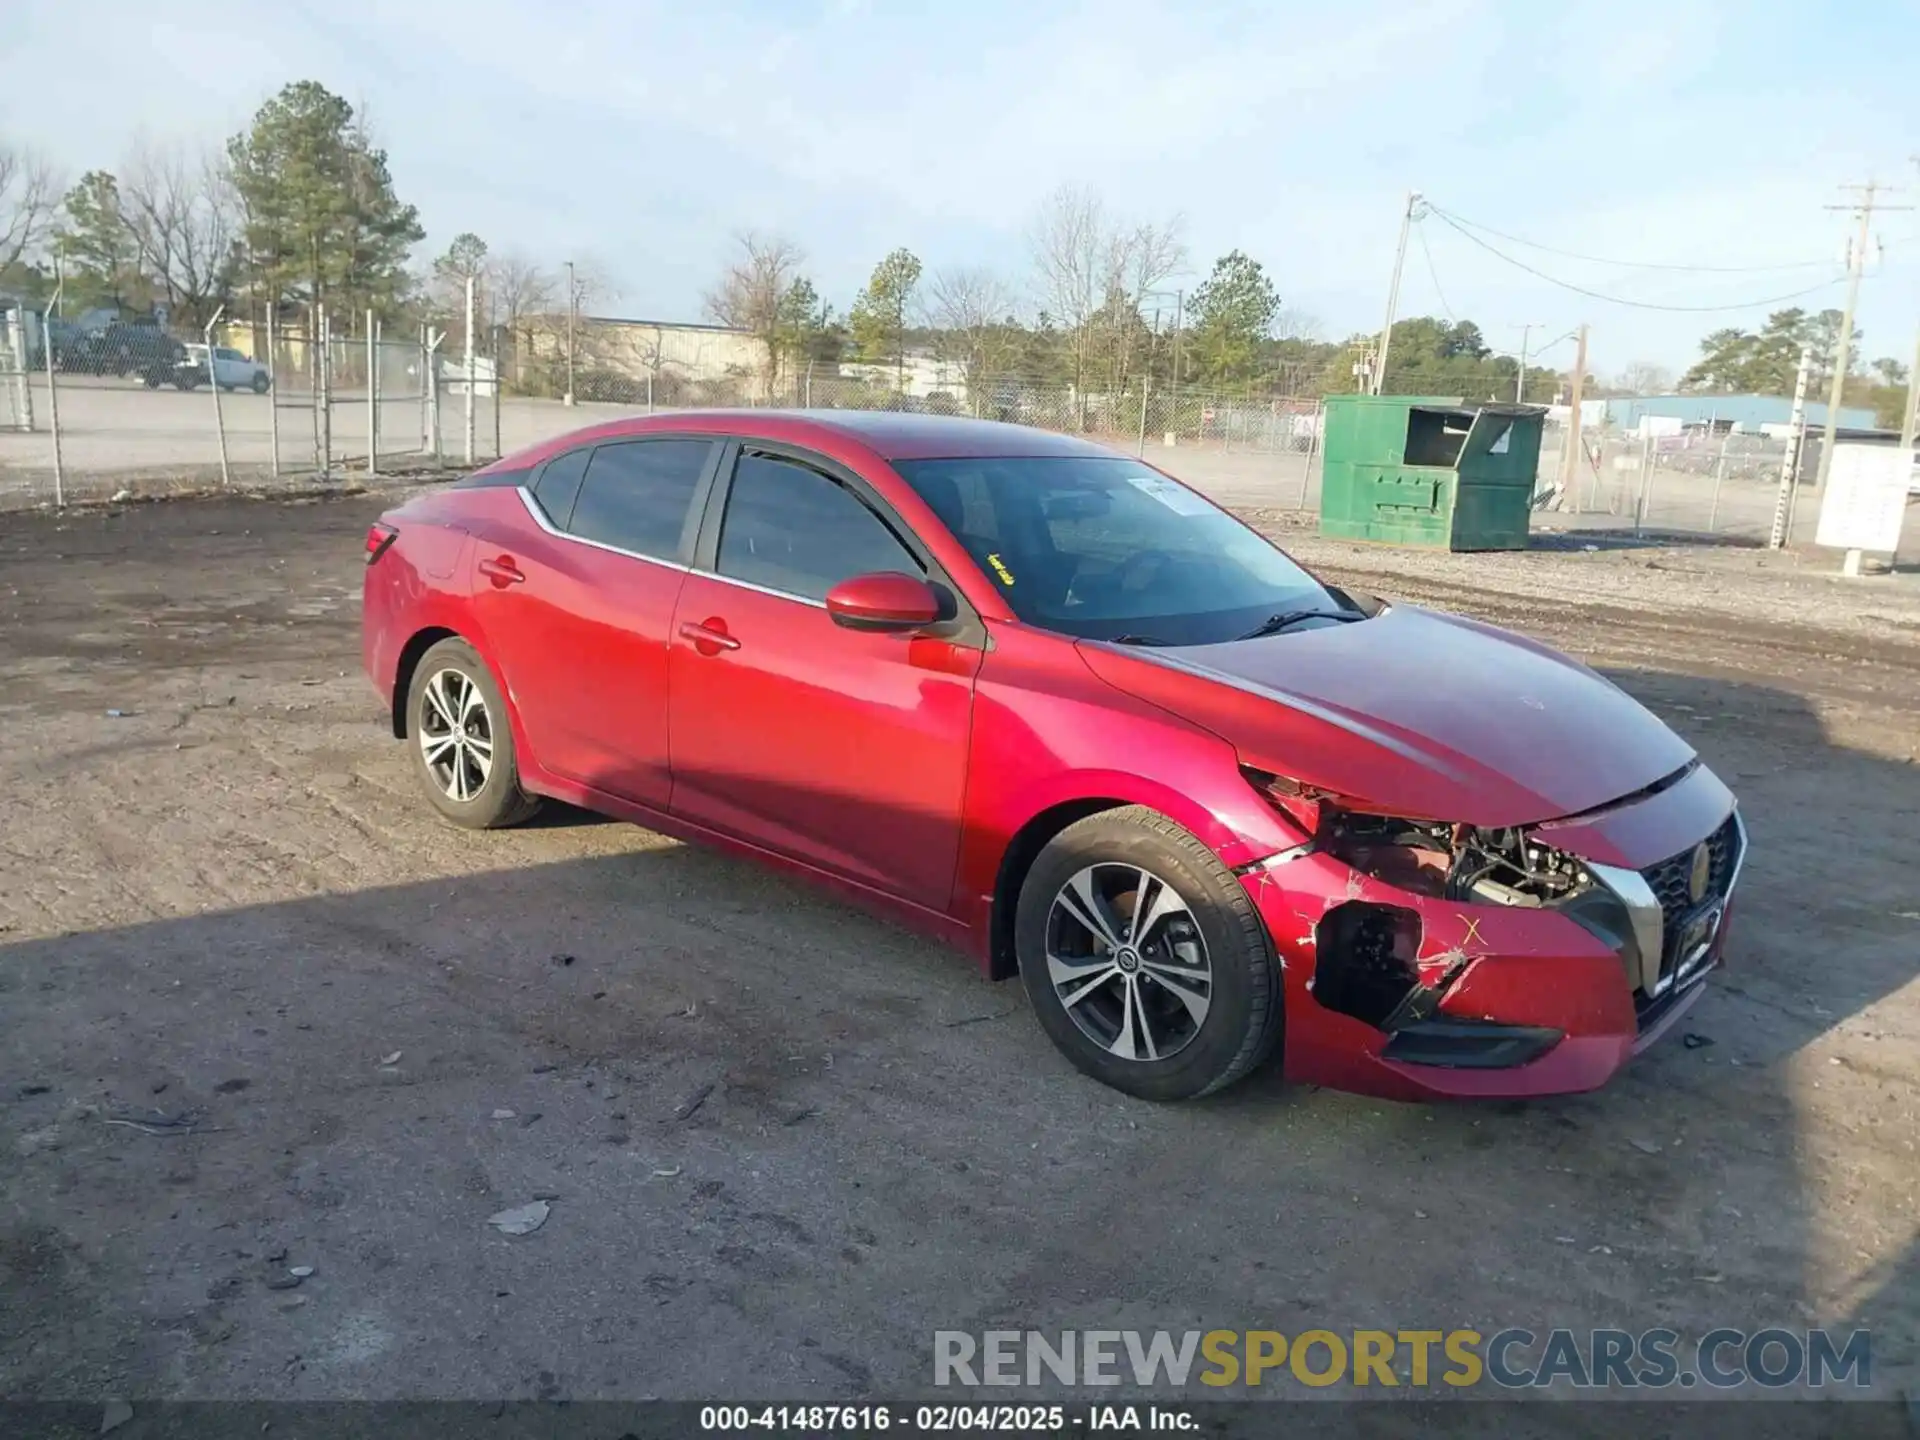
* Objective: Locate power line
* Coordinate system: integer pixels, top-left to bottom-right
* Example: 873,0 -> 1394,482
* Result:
1424,209 -> 1848,312
1413,219 -> 1456,322
1425,202 -> 1837,274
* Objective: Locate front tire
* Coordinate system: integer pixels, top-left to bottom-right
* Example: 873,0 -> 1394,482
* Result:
1016,807 -> 1279,1101
251,373 -> 271,394
405,638 -> 541,829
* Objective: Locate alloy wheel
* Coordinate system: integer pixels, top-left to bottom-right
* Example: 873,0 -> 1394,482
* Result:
1045,863 -> 1212,1062
418,668 -> 493,803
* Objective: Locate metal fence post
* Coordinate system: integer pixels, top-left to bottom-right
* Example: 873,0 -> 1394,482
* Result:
427,329 -> 444,461
463,275 -> 476,466
1633,430 -> 1653,533
1297,401 -> 1321,510
44,298 -> 64,508
205,304 -> 231,489
318,304 -> 333,475
1136,376 -> 1150,458
1768,346 -> 1812,549
365,309 -> 377,476
491,328 -> 502,461
4,308 -> 31,431
1707,432 -> 1730,533
267,306 -> 280,479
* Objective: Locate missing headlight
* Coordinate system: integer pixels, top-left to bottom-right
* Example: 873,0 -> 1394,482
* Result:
1319,811 -> 1592,909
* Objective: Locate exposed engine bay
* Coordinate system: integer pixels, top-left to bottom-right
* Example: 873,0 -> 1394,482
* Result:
1320,812 -> 1592,908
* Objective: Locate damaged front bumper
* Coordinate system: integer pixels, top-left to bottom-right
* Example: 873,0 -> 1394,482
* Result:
1237,767 -> 1746,1102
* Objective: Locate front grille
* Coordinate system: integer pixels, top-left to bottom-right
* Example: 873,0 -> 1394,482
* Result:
1642,814 -> 1740,936
1637,812 -> 1743,998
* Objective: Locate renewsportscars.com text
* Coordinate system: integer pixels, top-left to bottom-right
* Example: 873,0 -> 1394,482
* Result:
933,1328 -> 1872,1391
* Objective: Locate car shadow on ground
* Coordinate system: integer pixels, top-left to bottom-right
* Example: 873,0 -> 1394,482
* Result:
0,670 -> 1914,1425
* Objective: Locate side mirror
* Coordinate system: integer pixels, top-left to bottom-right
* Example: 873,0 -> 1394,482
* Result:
825,572 -> 942,633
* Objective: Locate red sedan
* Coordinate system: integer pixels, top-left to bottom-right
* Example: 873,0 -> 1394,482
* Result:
361,411 -> 1745,1102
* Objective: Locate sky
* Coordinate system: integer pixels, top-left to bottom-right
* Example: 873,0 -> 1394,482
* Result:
6,0 -> 1919,381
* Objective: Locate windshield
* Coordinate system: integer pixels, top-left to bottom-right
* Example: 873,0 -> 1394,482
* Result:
892,455 -> 1336,645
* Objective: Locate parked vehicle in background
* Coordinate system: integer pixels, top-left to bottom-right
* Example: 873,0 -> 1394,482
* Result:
171,344 -> 272,393
63,322 -> 185,383
361,411 -> 1748,1104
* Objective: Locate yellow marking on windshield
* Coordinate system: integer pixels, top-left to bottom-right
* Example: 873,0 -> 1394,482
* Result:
987,553 -> 1016,586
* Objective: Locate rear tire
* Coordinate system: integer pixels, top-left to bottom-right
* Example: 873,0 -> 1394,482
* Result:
405,637 -> 541,829
1016,806 -> 1279,1101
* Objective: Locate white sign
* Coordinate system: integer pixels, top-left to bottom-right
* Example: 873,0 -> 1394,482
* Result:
1124,470 -> 1215,516
1815,445 -> 1910,553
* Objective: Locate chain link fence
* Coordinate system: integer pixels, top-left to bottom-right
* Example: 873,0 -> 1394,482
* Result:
1532,421 -> 1822,545
0,304 -> 502,510
0,302 -> 1836,543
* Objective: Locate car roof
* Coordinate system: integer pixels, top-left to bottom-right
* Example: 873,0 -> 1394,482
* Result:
497,410 -> 1123,472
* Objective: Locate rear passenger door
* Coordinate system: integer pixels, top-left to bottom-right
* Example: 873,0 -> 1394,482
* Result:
471,436 -> 717,807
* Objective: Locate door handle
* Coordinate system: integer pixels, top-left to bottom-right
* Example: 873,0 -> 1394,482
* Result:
679,619 -> 741,654
479,555 -> 525,587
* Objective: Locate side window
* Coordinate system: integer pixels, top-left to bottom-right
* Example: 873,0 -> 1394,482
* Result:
717,453 -> 923,602
530,448 -> 591,528
568,439 -> 713,560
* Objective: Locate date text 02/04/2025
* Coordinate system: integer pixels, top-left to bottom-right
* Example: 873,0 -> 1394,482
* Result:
698,1403 -> 1199,1432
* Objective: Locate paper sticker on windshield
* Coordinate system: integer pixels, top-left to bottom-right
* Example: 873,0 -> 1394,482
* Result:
1124,472 -> 1214,516
986,552 -> 1016,586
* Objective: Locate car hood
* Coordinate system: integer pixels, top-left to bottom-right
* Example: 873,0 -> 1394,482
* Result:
1077,604 -> 1695,828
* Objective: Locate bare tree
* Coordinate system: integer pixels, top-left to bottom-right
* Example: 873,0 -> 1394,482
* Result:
924,266 -> 1017,401
118,144 -> 237,326
1614,360 -> 1675,396
487,252 -> 558,382
703,231 -> 804,387
1273,308 -> 1321,342
0,140 -> 60,275
1027,185 -> 1108,395
1108,215 -> 1187,391
1027,185 -> 1187,403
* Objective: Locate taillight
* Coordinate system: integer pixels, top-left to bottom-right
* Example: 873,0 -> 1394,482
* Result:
365,523 -> 398,564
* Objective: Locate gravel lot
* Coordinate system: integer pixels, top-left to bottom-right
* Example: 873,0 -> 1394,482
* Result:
0,491 -> 1915,1420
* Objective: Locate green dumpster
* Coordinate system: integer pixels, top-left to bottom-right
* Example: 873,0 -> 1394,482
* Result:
1318,394 -> 1547,550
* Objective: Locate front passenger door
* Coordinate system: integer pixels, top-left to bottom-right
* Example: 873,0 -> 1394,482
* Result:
666,449 -> 981,911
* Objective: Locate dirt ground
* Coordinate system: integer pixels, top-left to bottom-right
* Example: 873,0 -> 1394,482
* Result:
0,490 -> 1915,1418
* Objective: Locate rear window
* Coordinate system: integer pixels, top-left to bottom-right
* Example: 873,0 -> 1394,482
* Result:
567,439 -> 713,561
530,449 -> 590,527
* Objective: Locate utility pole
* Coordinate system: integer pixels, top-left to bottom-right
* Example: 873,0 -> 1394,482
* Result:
1372,191 -> 1419,395
1558,323 -> 1589,505
1812,180 -> 1909,493
1172,289 -> 1184,391
564,260 -> 577,407
1900,322 -> 1920,457
1514,323 -> 1535,403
